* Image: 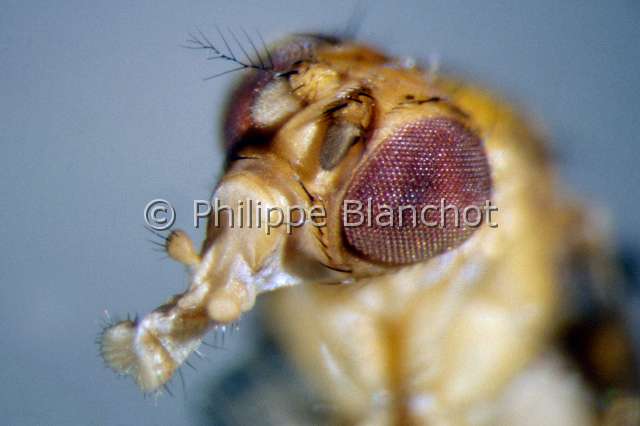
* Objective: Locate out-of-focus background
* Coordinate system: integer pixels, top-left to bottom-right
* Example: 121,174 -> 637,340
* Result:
1,1 -> 638,424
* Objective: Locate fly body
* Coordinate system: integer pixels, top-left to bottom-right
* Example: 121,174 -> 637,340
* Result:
99,32 -> 633,425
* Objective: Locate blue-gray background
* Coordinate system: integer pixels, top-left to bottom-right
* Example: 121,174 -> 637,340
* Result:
1,1 -> 638,425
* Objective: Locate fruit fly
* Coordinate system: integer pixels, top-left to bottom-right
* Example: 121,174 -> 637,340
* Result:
99,32 -> 638,424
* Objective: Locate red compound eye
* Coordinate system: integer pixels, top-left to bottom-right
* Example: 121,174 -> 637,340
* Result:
223,72 -> 273,150
342,117 -> 492,264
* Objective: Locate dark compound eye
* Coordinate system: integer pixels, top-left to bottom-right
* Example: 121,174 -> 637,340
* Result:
342,117 -> 492,264
223,72 -> 271,150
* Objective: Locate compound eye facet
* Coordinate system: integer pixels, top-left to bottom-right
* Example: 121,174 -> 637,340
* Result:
342,117 -> 492,264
